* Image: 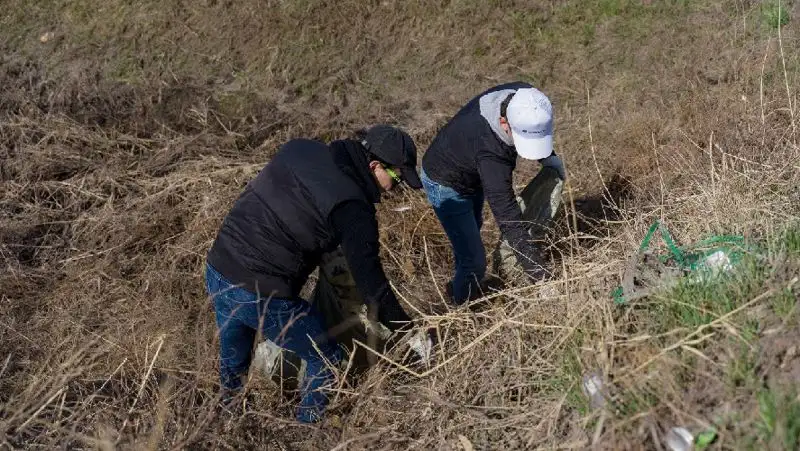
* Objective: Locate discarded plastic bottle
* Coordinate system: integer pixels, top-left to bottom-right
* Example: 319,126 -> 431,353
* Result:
665,425 -> 717,451
581,371 -> 606,409
665,427 -> 693,451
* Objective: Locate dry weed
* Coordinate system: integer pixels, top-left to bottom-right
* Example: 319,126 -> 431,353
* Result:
1,1 -> 799,449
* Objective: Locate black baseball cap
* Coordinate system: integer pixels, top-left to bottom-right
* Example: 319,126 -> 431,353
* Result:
363,125 -> 422,189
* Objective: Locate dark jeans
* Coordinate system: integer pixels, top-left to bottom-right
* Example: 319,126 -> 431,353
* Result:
421,169 -> 486,304
205,263 -> 342,423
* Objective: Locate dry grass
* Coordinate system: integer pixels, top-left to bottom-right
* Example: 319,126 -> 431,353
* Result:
2,1 -> 800,449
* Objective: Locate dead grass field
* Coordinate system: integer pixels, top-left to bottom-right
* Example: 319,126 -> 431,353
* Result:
1,0 -> 800,449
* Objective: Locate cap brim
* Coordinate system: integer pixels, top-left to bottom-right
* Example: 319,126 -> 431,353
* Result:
513,131 -> 553,160
400,167 -> 422,189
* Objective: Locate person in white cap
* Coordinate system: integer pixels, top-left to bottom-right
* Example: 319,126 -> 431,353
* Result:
420,82 -> 565,304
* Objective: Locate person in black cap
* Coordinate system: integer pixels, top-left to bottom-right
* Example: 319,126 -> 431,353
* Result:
205,125 -> 422,423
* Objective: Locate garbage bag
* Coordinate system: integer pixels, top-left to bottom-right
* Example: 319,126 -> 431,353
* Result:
312,246 -> 393,366
492,166 -> 564,279
252,246 -> 392,392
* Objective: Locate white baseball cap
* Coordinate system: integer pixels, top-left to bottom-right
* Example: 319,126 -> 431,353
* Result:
506,87 -> 554,160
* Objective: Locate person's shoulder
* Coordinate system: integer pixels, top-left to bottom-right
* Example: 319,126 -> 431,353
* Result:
279,137 -> 329,152
275,138 -> 332,163
508,80 -> 533,89
465,81 -> 532,111
328,138 -> 360,150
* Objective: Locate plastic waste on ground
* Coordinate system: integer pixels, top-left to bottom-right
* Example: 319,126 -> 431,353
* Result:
578,370 -> 719,450
664,425 -> 717,451
613,220 -> 751,305
253,339 -> 306,389
665,427 -> 694,451
406,329 -> 434,366
581,371 -> 607,410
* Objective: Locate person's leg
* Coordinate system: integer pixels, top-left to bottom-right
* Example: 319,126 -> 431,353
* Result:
205,264 -> 257,397
206,264 -> 341,421
246,297 -> 342,423
472,188 -> 485,231
421,170 -> 486,304
441,198 -> 487,303
469,188 -> 505,295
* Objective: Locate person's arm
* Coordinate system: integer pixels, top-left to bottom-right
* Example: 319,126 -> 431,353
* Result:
476,155 -> 548,280
329,200 -> 413,332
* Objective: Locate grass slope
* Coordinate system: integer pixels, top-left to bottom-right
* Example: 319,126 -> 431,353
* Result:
1,0 -> 799,449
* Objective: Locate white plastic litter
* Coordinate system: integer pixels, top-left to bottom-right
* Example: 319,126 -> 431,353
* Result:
253,340 -> 283,375
703,250 -> 733,272
253,340 -> 306,386
407,330 -> 433,365
665,427 -> 694,451
581,371 -> 606,409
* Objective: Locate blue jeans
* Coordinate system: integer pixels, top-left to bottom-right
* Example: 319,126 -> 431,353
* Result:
205,263 -> 342,423
421,169 -> 486,304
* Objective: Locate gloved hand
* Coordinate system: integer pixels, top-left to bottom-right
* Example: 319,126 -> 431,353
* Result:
538,153 -> 566,180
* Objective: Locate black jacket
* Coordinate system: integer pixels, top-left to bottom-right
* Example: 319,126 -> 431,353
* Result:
422,81 -> 546,274
207,138 -> 412,331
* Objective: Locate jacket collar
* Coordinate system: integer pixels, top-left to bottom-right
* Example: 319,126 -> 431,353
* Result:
329,139 -> 382,204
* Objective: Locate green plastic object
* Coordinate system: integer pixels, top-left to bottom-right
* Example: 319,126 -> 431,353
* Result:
694,428 -> 718,449
613,220 -> 750,305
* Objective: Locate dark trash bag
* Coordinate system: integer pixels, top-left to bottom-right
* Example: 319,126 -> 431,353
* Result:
252,247 -> 391,394
491,166 -> 564,279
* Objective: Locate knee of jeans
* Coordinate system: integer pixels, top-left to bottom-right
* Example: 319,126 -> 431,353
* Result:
423,183 -> 439,206
220,359 -> 249,376
219,362 -> 248,391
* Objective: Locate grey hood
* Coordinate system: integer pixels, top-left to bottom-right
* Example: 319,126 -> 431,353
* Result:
478,88 -> 517,146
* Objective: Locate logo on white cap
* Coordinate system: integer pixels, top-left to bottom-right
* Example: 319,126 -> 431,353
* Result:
506,88 -> 554,160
